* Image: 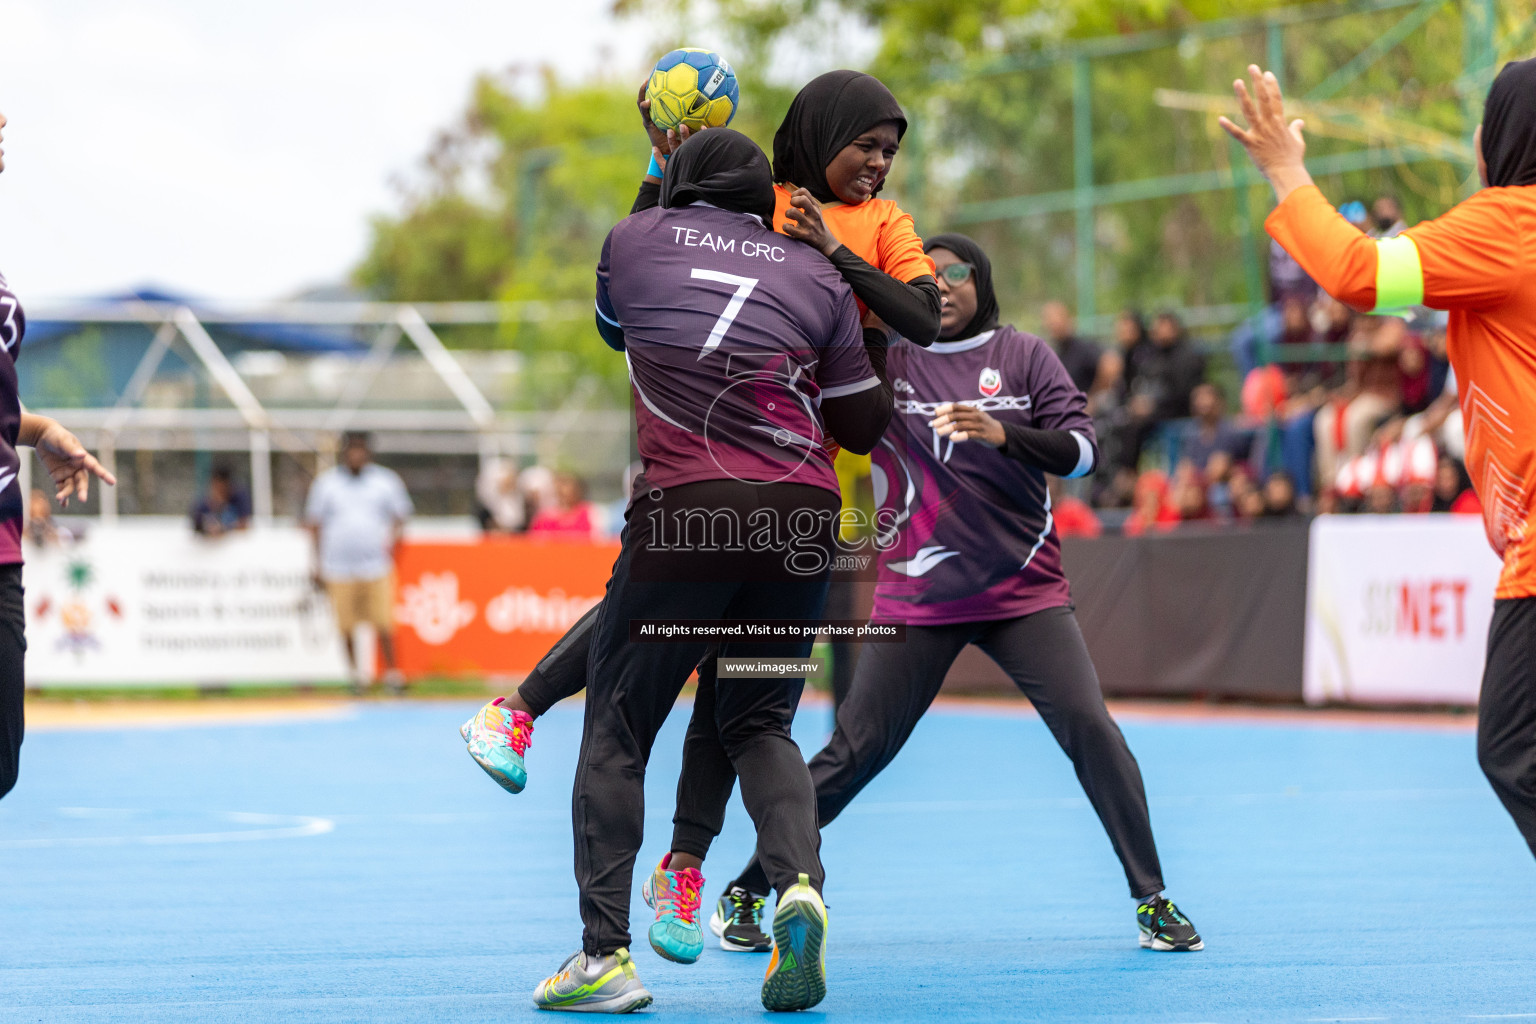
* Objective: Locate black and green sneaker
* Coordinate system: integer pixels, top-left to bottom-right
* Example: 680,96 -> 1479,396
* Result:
709,884 -> 772,952
1137,895 -> 1203,951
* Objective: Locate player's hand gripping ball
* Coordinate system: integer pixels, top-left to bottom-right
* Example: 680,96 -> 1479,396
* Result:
646,48 -> 738,132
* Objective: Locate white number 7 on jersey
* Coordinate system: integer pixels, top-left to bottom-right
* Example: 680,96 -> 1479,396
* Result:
691,269 -> 759,360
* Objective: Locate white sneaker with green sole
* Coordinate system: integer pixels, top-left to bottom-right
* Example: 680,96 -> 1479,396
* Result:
533,947 -> 653,1013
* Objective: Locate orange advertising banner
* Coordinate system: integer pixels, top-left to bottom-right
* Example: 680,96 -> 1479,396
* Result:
393,538 -> 619,678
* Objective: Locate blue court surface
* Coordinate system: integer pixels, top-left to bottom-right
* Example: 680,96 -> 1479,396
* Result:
2,699 -> 1533,1023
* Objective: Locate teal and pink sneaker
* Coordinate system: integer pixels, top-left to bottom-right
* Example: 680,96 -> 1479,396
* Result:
640,855 -> 705,963
459,697 -> 533,794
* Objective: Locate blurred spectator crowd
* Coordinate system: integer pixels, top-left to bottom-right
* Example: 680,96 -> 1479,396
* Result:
1046,193 -> 1481,537
473,459 -> 608,540
94,190 -> 1481,549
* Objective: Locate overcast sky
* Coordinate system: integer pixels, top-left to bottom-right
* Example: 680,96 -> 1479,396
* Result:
0,0 -> 652,302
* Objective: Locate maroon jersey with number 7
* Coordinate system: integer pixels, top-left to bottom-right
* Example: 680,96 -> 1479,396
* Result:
596,202 -> 875,496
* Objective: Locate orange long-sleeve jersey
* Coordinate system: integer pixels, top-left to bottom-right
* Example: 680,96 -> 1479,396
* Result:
1267,184 -> 1536,598
770,184 -> 936,509
770,185 -> 936,319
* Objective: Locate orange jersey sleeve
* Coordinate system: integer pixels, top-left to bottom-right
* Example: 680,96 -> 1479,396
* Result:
1266,185 -> 1525,314
772,188 -> 936,322
1264,185 -> 1380,311
775,187 -> 936,283
771,185 -> 795,236
873,204 -> 937,284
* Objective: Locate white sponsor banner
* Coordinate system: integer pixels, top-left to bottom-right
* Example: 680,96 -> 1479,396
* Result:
25,523 -> 349,686
1304,515 -> 1501,705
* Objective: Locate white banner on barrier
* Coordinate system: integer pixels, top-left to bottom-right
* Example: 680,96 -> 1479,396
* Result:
1303,515 -> 1500,705
24,523 -> 350,686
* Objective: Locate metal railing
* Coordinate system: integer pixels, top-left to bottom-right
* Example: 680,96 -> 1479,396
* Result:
26,300 -> 621,522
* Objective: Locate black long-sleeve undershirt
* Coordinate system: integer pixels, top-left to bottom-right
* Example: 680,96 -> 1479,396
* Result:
819,329 -> 894,456
824,246 -> 940,347
595,311 -> 625,351
631,179 -> 941,346
998,422 -> 1097,478
632,179 -> 662,214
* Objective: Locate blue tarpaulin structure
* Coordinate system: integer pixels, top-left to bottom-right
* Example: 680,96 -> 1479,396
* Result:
21,287 -> 366,409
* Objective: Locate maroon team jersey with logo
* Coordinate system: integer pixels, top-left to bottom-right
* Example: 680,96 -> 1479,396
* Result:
597,203 -> 876,495
871,326 -> 1094,624
0,273 -> 23,565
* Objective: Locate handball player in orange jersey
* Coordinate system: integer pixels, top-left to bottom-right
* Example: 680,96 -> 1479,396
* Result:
459,70 -> 940,958
1222,59 -> 1536,860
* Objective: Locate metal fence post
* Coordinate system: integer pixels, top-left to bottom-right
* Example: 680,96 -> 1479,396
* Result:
250,429 -> 273,524
1072,56 -> 1095,323
99,438 -> 118,521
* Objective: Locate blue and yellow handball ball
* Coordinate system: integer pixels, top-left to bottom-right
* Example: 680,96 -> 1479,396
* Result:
646,48 -> 739,132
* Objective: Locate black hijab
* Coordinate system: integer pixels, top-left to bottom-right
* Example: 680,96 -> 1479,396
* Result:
772,70 -> 907,204
924,233 -> 1000,340
1481,57 -> 1536,188
1431,457 -> 1473,512
660,128 -> 776,227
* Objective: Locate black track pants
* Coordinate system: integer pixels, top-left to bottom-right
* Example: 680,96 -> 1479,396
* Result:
0,565 -> 26,801
1477,597 -> 1536,860
572,480 -> 836,957
685,605 -> 1165,900
517,602 -> 600,718
517,581 -> 724,720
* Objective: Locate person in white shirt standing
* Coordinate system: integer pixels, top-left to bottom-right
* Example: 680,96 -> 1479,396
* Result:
305,432 -> 413,692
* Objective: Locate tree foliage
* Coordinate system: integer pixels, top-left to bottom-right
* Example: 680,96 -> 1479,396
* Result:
358,0 -> 1509,397
630,0 -> 1484,329
355,69 -> 651,404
